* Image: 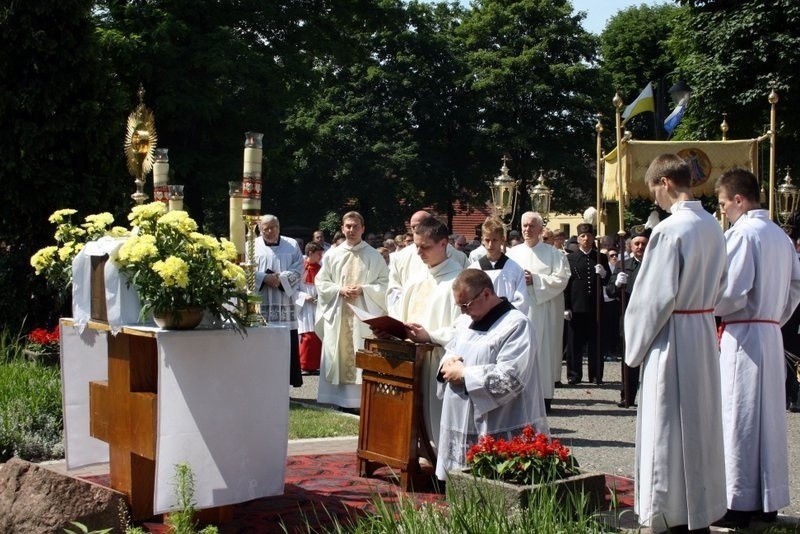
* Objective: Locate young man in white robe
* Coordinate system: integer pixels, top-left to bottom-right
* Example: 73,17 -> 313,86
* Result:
624,154 -> 728,532
315,211 -> 388,411
378,217 -> 463,456
253,214 -> 304,387
435,269 -> 549,481
467,216 -> 529,315
713,168 -> 800,528
386,210 -> 469,317
508,211 -> 569,413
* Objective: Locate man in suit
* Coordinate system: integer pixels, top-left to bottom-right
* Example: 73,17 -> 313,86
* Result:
564,223 -> 609,385
606,227 -> 650,407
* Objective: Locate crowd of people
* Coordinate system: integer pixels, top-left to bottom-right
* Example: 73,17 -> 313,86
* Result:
248,155 -> 800,533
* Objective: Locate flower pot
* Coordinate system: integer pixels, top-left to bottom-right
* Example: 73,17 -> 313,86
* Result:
153,307 -> 204,330
447,468 -> 606,515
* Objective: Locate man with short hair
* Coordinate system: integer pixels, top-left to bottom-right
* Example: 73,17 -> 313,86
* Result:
254,214 -> 304,387
564,223 -> 609,385
312,229 -> 331,252
713,168 -> 800,528
606,227 -> 650,408
389,217 -> 463,453
625,153 -> 728,532
435,269 -> 549,481
468,217 -> 528,314
508,211 -> 570,413
386,210 -> 468,316
315,211 -> 389,411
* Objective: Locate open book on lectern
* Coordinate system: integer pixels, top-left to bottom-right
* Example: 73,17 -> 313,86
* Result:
346,303 -> 408,340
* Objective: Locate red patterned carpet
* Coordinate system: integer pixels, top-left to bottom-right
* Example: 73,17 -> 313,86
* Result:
82,452 -> 634,533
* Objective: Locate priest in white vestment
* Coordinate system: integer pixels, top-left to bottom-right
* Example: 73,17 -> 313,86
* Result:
315,211 -> 388,410
253,214 -> 304,387
467,216 -> 529,315
387,210 -> 469,317
381,217 -> 462,455
624,154 -> 728,532
713,169 -> 800,526
435,269 -> 549,480
507,211 -> 569,412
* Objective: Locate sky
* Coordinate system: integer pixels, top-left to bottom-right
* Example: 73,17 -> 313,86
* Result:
571,0 -> 665,35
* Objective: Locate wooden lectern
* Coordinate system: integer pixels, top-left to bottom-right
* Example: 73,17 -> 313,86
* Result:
355,338 -> 436,490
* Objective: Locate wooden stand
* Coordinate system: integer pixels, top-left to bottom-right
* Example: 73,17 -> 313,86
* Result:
355,338 -> 435,491
85,321 -> 231,522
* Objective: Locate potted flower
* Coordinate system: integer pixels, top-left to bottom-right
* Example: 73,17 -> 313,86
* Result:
447,425 -> 606,513
24,326 -> 61,365
30,209 -> 128,296
112,202 -> 247,332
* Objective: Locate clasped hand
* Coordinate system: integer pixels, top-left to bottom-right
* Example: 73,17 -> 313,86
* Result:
441,357 -> 465,384
340,285 -> 362,298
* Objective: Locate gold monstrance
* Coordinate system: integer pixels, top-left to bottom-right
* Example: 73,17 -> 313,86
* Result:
124,84 -> 158,205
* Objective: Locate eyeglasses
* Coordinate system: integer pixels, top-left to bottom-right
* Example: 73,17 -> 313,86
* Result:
455,289 -> 484,311
608,253 -> 617,258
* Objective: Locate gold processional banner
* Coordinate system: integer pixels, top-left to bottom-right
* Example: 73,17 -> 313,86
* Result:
602,139 -> 759,201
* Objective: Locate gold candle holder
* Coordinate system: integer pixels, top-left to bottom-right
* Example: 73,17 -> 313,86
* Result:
242,214 -> 267,326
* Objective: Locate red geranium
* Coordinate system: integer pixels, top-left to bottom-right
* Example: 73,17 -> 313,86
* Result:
26,326 -> 60,352
466,425 -> 579,485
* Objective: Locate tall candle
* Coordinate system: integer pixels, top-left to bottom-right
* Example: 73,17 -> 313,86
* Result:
229,181 -> 245,256
169,198 -> 183,211
153,148 -> 169,204
242,132 -> 264,215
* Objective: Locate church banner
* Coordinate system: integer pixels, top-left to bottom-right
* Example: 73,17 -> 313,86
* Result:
602,139 -> 759,201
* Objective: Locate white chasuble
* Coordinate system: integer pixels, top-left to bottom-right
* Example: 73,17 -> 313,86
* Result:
396,258 -> 463,452
315,241 -> 388,408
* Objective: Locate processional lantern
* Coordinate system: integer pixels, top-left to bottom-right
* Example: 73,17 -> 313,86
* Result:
487,155 -> 520,224
528,169 -> 553,223
776,166 -> 800,233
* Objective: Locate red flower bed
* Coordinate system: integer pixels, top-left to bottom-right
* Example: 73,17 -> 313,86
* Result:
466,425 -> 579,485
26,326 -> 60,352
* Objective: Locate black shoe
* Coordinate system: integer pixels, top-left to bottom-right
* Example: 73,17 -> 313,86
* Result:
713,509 -> 752,529
554,381 -> 564,388
301,369 -> 319,376
752,510 -> 778,523
567,379 -> 579,386
595,380 -> 603,386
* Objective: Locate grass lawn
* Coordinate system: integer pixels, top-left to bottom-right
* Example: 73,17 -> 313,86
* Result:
288,402 -> 359,439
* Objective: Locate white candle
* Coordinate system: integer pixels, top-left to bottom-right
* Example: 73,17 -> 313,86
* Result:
243,147 -> 262,175
229,195 -> 245,256
169,199 -> 183,212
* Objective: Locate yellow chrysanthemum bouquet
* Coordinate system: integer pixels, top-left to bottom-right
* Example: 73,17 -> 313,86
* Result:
32,203 -> 247,333
113,203 -> 247,332
30,209 -> 128,294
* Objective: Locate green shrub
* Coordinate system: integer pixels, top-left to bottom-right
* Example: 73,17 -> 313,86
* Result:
0,352 -> 64,462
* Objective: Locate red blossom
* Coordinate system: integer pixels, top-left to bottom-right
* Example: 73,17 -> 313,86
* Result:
27,326 -> 60,349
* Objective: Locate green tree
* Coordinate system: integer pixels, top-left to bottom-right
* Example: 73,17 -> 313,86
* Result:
0,1 -> 129,329
599,3 -> 684,140
457,0 -> 603,217
671,0 -> 800,155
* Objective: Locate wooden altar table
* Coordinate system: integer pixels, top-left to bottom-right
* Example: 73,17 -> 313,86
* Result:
60,319 -> 290,519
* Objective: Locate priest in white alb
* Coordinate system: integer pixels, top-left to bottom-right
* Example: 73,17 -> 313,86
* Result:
507,211 -> 569,413
713,168 -> 800,528
315,211 -> 388,410
253,214 -> 304,387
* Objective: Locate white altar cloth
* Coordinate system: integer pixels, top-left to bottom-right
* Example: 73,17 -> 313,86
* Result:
60,321 -> 290,514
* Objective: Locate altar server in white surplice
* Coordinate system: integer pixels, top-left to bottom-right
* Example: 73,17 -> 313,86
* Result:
386,210 -> 469,317
435,269 -> 549,481
507,211 -> 569,413
713,168 -> 800,527
380,217 -> 462,454
315,211 -> 388,410
624,154 -> 728,532
253,214 -> 304,387
467,216 -> 528,315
